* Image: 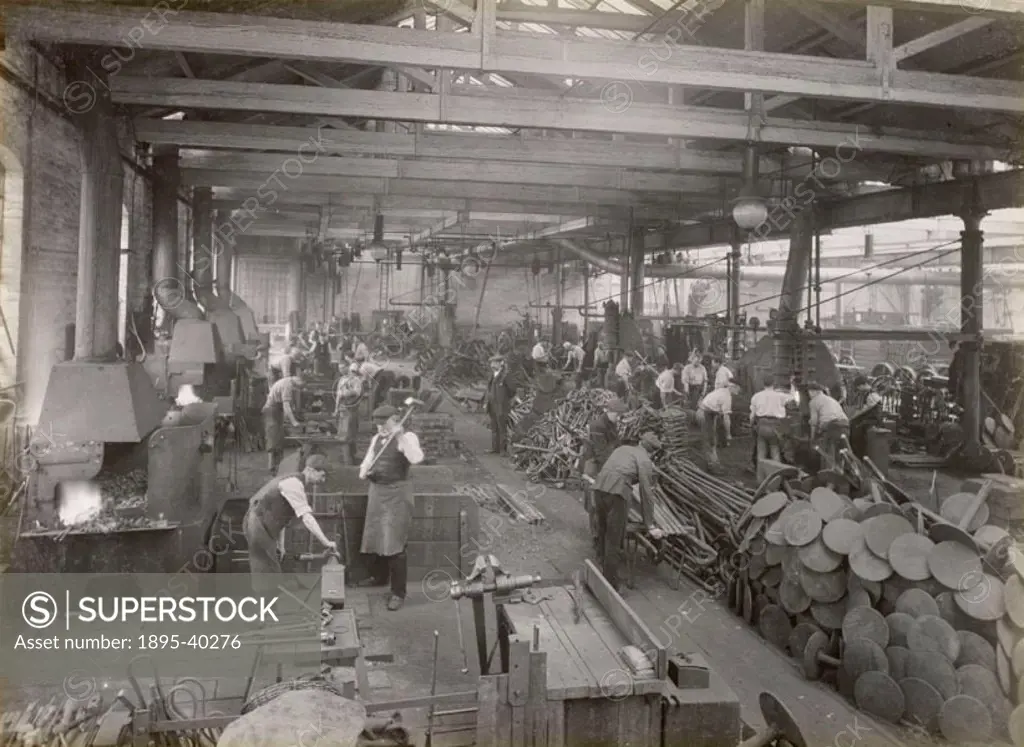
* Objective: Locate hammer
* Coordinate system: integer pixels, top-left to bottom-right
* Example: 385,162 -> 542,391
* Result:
363,396 -> 425,475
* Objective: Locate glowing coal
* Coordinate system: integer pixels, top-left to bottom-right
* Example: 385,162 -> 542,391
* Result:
58,481 -> 103,525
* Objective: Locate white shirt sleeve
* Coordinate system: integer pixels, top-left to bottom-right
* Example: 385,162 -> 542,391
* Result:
398,432 -> 425,464
359,435 -> 378,478
278,477 -> 312,519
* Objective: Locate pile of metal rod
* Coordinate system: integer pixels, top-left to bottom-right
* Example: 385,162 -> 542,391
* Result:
619,404 -> 664,443
509,389 -> 615,481
645,455 -> 757,591
423,339 -> 495,390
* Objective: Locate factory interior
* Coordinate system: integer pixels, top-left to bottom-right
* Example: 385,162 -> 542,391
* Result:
0,0 -> 1023,745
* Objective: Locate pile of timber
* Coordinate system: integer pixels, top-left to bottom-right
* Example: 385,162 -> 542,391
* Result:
509,389 -> 616,481
724,466 -> 1024,743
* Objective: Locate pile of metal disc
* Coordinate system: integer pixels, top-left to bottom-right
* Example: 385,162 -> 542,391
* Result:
727,475 -> 1024,744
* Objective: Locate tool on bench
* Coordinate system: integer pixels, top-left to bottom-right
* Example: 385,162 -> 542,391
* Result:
425,630 -> 440,747
363,396 -> 425,477
453,598 -> 470,675
570,570 -> 585,624
521,589 -> 554,605
449,555 -> 541,675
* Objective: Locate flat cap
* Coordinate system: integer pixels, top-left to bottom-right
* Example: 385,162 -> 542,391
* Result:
372,405 -> 398,419
489,354 -> 505,363
604,398 -> 628,413
639,432 -> 662,450
305,454 -> 328,471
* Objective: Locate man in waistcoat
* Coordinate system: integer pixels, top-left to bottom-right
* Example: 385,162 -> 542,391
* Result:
357,405 -> 425,611
262,371 -> 304,475
243,453 -> 338,595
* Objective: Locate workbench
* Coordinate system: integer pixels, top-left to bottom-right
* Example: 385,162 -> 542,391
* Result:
478,562 -> 741,747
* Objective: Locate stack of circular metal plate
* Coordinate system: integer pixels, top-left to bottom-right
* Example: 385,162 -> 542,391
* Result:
728,478 -> 1024,741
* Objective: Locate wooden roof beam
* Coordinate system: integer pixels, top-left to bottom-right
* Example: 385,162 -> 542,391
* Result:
178,151 -> 731,192
14,7 -> 1023,113
892,17 -> 995,62
117,81 -> 1010,160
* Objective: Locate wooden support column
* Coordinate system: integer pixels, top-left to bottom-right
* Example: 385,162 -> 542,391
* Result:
867,6 -> 895,97
774,211 -> 813,390
69,55 -> 123,360
289,258 -> 303,331
472,256 -> 491,335
619,237 -> 629,311
151,147 -> 180,317
629,227 -> 645,315
959,203 -> 986,455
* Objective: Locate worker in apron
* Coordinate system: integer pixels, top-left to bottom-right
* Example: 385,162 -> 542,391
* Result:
242,453 -> 337,595
847,375 -> 884,459
262,371 -> 305,476
582,398 -> 626,550
591,433 -> 663,594
358,405 -> 425,611
334,363 -> 364,465
485,354 -> 519,455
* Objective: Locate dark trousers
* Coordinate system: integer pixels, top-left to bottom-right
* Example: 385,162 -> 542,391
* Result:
849,417 -> 879,459
594,490 -> 628,590
363,550 -> 408,598
489,409 -> 509,453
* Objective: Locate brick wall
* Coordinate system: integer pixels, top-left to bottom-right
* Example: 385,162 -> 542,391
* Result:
0,42 -> 156,424
0,40 -> 82,423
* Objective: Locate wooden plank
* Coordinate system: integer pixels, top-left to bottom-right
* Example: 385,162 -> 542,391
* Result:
527,650 -> 549,747
20,8 -> 1023,111
508,640 -> 531,747
503,599 -> 592,699
538,589 -> 627,697
494,675 -> 512,746
476,676 -> 501,747
583,560 -> 668,680
544,700 -> 565,747
578,594 -> 663,696
892,17 -> 992,62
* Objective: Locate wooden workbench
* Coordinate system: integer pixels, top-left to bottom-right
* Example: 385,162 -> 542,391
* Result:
479,563 -> 741,747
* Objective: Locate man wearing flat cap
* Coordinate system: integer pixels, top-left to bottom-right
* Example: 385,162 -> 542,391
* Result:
581,398 -> 626,549
358,405 -> 425,611
485,354 -> 519,455
243,454 -> 337,594
591,432 -> 664,593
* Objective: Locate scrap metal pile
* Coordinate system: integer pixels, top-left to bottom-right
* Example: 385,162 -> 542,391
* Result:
723,460 -> 1024,743
420,339 -> 495,392
509,389 -> 614,481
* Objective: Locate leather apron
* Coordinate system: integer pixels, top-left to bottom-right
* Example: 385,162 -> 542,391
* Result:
360,437 -> 413,558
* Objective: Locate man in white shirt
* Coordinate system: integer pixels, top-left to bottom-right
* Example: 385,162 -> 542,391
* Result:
262,372 -> 304,475
656,363 -> 686,408
270,346 -> 304,383
358,405 -> 425,611
334,363 -> 364,465
697,382 -> 740,469
243,454 -> 338,594
610,353 -> 632,398
808,381 -> 849,465
680,354 -> 708,408
713,356 -> 734,390
562,341 -> 585,373
531,340 -> 548,364
749,376 -> 793,463
353,339 -> 371,362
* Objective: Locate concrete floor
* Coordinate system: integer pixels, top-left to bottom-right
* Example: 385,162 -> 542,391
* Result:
290,400 -> 944,747
3,395 -> 957,745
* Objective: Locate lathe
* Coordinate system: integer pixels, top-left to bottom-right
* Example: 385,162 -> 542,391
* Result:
11,360 -> 221,574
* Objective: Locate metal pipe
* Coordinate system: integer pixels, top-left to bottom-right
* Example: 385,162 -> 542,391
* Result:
550,238 -> 1024,287
152,148 -> 180,297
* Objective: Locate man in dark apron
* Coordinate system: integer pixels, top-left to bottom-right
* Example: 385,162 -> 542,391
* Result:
357,405 -> 425,611
847,375 -> 884,459
262,371 -> 304,475
334,363 -> 364,465
242,453 -> 337,595
582,398 -> 625,549
485,354 -> 519,455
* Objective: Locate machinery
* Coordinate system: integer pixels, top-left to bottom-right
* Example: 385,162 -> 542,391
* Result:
12,361 -> 221,573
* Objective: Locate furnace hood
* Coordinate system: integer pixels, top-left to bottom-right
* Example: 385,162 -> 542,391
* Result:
38,361 -> 167,443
